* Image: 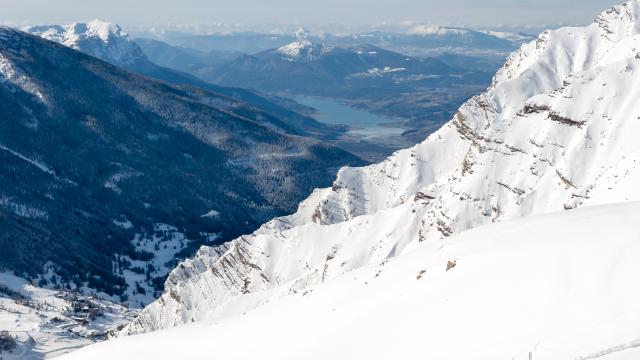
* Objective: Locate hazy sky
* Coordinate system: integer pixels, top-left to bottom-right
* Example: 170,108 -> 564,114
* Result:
1,0 -> 623,29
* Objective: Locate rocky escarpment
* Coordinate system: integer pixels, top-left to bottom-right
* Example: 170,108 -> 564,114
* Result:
123,0 -> 640,335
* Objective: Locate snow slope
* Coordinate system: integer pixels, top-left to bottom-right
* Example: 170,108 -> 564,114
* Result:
61,202 -> 640,360
122,0 -> 640,336
24,20 -> 146,66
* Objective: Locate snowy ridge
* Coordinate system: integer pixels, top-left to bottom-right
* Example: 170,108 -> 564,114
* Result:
24,20 -> 146,66
64,202 -> 640,359
123,0 -> 640,336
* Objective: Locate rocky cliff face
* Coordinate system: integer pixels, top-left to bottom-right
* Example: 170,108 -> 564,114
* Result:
123,0 -> 640,335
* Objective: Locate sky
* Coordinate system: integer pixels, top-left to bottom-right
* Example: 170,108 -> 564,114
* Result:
1,0 -> 624,31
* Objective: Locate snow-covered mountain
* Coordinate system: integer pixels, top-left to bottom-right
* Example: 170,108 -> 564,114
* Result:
328,27 -> 529,58
136,26 -> 527,58
121,0 -> 640,339
59,201 -> 640,359
24,20 -> 146,67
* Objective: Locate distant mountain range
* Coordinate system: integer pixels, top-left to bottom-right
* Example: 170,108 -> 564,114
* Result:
207,41 -> 485,96
24,21 -> 341,141
305,28 -> 534,59
0,25 -> 363,308
136,37 -> 497,142
133,37 -> 240,73
122,27 -> 533,148
137,26 -> 533,57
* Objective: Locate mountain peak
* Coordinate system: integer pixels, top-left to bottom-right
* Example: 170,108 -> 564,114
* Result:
77,19 -> 126,42
594,0 -> 640,39
24,20 -> 146,67
25,19 -> 125,45
277,40 -> 324,60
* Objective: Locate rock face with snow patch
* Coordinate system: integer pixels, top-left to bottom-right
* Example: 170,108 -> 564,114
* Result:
124,0 -> 640,335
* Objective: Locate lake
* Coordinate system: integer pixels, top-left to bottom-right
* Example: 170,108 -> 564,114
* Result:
293,96 -> 405,138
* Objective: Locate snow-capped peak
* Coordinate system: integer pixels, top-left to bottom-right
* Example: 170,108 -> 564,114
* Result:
493,0 -> 640,87
24,20 -> 146,67
277,40 -> 323,60
595,0 -> 640,38
26,20 -> 125,47
77,19 -> 127,42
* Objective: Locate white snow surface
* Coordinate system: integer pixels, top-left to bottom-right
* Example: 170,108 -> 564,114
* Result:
116,1 -> 640,340
24,20 -> 146,66
61,202 -> 640,359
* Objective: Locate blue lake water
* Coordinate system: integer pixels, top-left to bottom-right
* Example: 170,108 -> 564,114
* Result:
293,96 -> 405,138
